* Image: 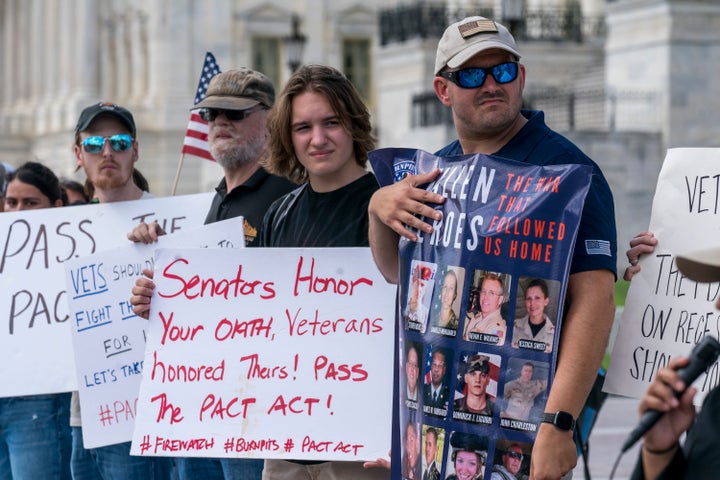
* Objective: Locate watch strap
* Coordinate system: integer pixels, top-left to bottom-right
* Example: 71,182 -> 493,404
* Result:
541,411 -> 576,431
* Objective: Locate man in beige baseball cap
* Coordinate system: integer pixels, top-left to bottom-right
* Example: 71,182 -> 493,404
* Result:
434,15 -> 521,75
368,14 -> 618,480
675,248 -> 720,283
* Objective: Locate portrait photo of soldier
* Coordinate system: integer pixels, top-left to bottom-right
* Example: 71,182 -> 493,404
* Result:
452,352 -> 501,424
423,345 -> 453,416
463,270 -> 511,345
511,277 -> 560,353
404,260 -> 437,333
430,265 -> 465,335
500,358 -> 549,424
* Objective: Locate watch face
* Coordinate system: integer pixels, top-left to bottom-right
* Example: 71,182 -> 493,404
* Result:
543,411 -> 575,431
554,411 -> 574,430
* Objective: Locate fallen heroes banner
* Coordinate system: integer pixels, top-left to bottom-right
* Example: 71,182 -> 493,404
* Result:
370,148 -> 591,480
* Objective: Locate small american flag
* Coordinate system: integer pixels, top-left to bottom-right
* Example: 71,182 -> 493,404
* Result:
181,52 -> 221,161
585,239 -> 612,256
424,346 -> 434,385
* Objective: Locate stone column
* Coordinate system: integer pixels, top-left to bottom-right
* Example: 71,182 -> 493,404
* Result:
55,0 -> 74,130
606,0 -> 720,149
128,8 -> 149,105
118,11 -> 131,103
99,13 -> 116,101
13,0 -> 31,134
37,0 -> 60,133
69,0 -> 100,120
1,0 -> 16,118
29,0 -> 43,116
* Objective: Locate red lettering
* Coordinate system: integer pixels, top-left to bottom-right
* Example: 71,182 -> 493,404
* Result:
158,259 -> 276,300
267,395 -> 320,416
159,311 -> 204,345
313,355 -> 368,381
199,394 -> 255,421
214,317 -> 273,340
286,308 -> 383,336
333,441 -> 363,455
294,256 -> 373,297
301,436 -> 332,452
151,392 -> 184,424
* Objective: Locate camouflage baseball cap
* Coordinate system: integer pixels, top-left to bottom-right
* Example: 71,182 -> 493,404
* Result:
466,354 -> 490,374
193,68 -> 275,110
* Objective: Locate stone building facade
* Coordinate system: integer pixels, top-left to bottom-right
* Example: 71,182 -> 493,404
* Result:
1,0 -> 719,272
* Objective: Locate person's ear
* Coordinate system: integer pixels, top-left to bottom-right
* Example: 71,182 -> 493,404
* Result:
433,76 -> 452,107
73,145 -> 83,167
132,141 -> 139,164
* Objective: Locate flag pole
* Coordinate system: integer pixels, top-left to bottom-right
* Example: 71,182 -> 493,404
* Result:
171,153 -> 186,196
178,52 -> 220,194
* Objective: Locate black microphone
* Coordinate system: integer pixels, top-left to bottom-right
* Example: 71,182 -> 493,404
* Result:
621,335 -> 720,453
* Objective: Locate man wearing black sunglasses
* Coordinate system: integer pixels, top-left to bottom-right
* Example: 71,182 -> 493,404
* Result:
369,15 -> 617,480
491,444 -> 527,480
194,68 -> 297,247
128,68 -> 296,249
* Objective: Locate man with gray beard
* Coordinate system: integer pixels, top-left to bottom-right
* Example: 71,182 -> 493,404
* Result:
126,69 -> 295,479
197,68 -> 296,245
129,68 -> 296,247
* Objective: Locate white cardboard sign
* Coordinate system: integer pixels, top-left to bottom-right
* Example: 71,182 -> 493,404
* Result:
66,216 -> 245,448
0,193 -> 213,397
131,247 -> 395,462
606,148 -> 720,402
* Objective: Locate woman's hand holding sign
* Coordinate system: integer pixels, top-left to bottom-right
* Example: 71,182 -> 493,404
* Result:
623,231 -> 657,281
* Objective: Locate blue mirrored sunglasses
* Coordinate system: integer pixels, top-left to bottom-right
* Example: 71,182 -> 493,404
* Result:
82,134 -> 134,154
439,62 -> 519,89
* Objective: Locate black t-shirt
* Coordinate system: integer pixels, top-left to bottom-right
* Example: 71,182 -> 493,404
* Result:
204,167 -> 296,246
259,171 -> 379,466
259,172 -> 379,248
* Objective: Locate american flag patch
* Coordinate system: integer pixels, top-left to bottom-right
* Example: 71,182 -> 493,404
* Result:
458,19 -> 498,38
585,239 -> 612,256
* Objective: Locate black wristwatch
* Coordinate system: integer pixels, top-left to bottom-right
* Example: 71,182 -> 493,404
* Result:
541,411 -> 576,431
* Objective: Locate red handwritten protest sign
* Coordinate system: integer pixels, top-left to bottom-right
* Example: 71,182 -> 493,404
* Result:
131,247 -> 395,461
